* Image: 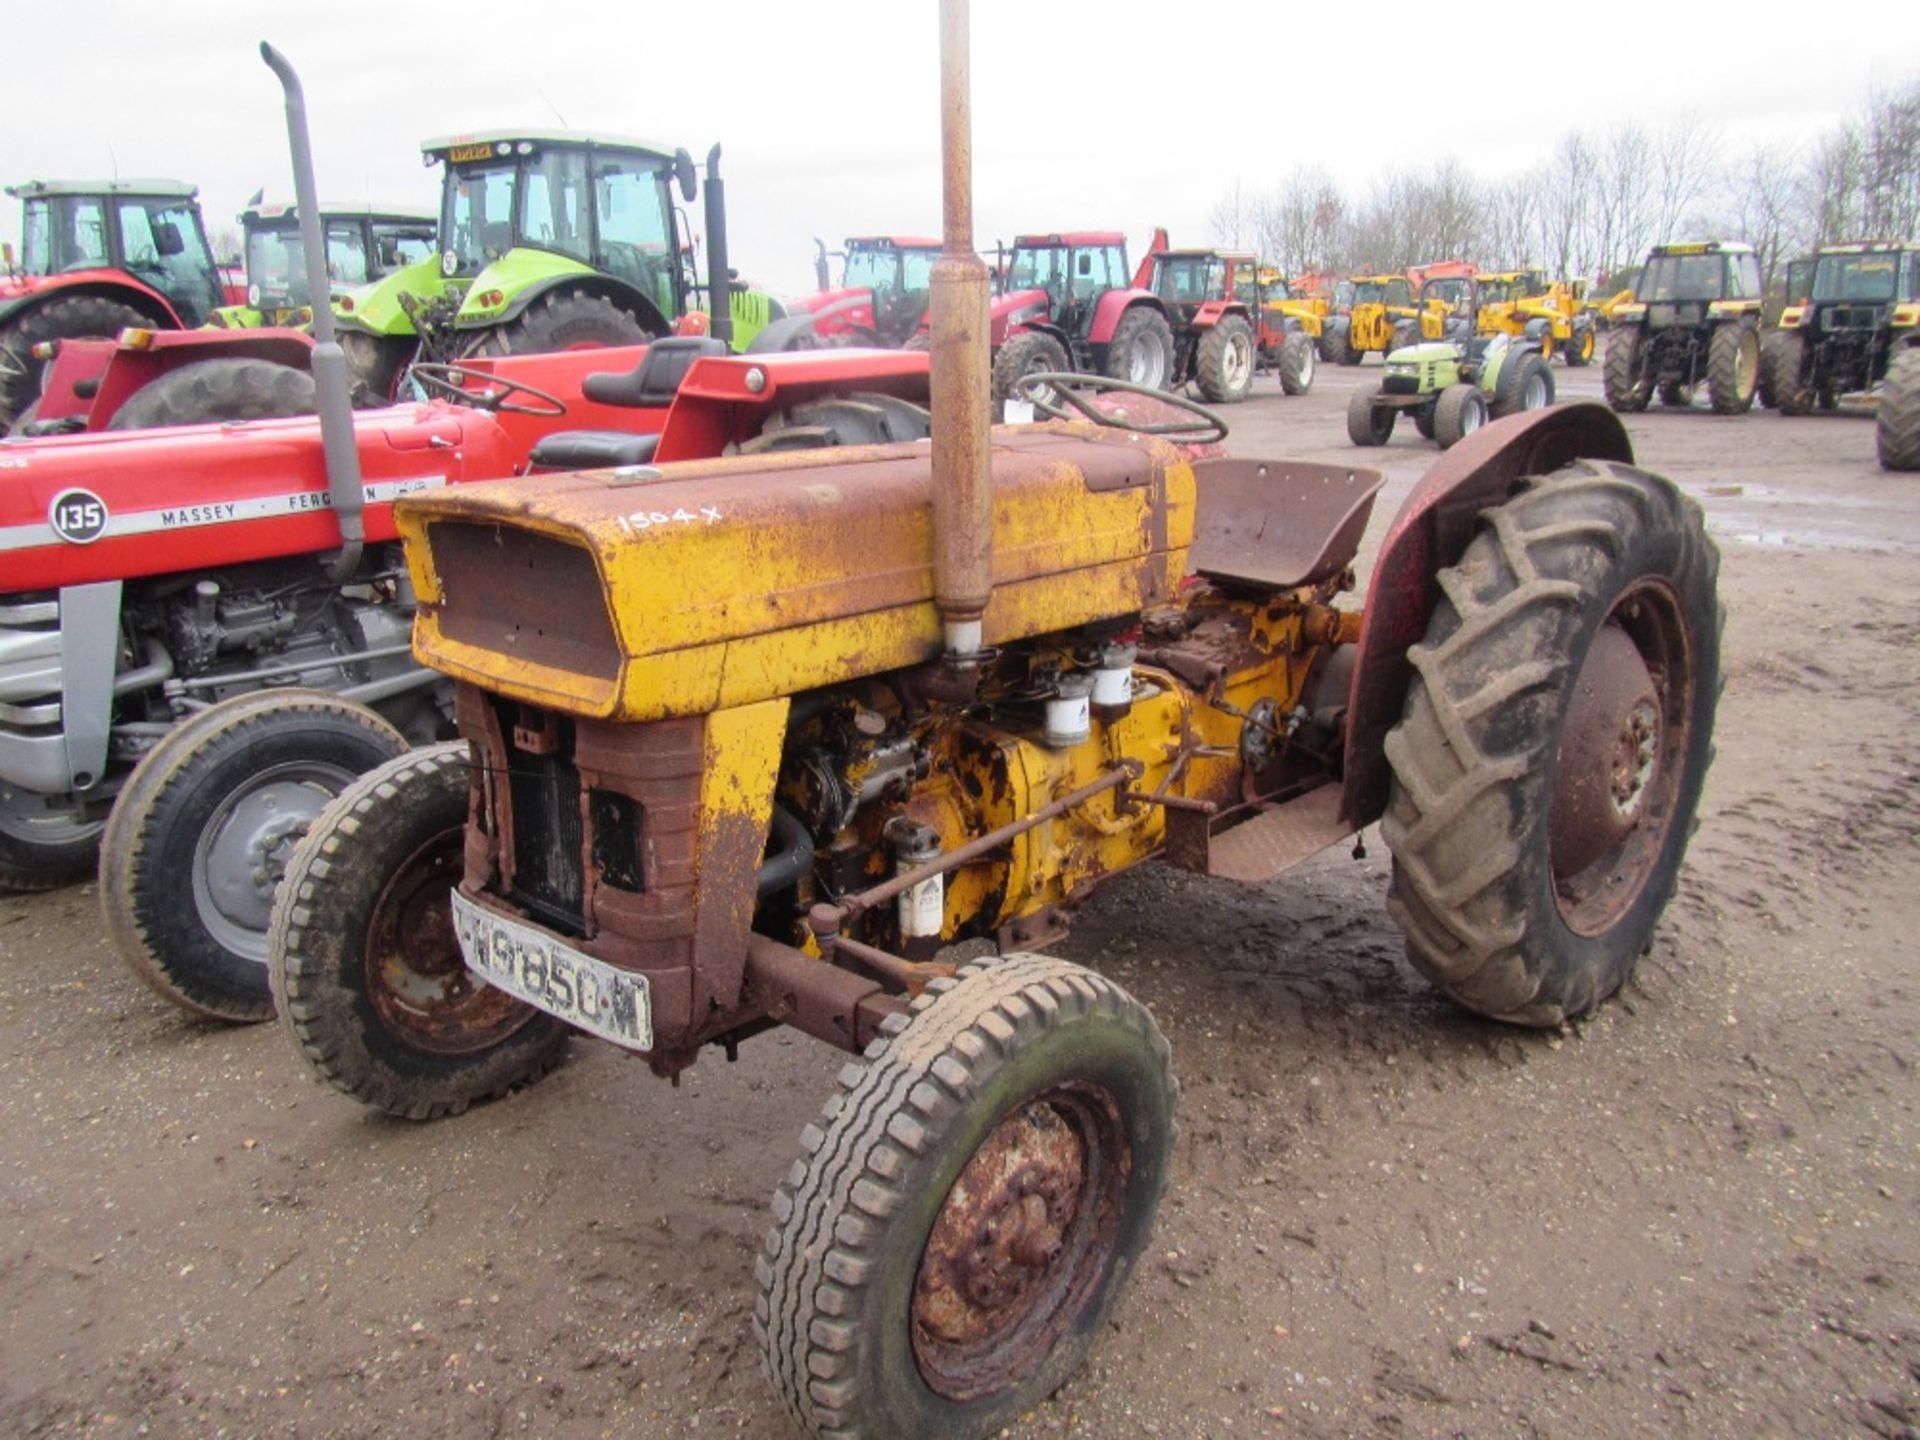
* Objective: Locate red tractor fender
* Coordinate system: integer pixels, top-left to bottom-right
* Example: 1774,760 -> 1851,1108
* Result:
1084,289 -> 1166,346
791,287 -> 878,341
1339,403 -> 1634,826
34,329 -> 320,429
0,272 -> 186,330
1188,299 -> 1247,330
651,347 -> 932,462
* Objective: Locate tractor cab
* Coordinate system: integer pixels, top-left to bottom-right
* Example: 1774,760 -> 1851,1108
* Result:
1630,243 -> 1762,313
796,235 -> 940,346
1351,275 -> 1414,309
215,201 -> 435,327
1000,232 -> 1132,340
5,180 -> 225,326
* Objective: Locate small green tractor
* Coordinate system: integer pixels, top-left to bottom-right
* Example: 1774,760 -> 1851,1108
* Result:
1348,331 -> 1555,448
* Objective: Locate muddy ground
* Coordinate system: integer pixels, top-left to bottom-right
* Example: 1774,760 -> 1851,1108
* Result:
3,355 -> 1918,1439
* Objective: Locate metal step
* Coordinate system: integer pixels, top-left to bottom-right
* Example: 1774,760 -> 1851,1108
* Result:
1163,784 -> 1353,885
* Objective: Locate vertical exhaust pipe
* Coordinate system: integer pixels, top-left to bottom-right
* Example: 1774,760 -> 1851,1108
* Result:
929,0 -> 993,669
261,41 -> 363,582
702,145 -> 733,349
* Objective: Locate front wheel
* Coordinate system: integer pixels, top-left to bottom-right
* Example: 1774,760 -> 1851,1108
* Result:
989,330 -> 1070,404
0,786 -> 102,893
1879,348 -> 1920,471
1346,384 -> 1395,445
100,689 -> 409,1021
755,955 -> 1176,1439
1195,315 -> 1255,402
1432,382 -> 1487,448
1277,330 -> 1315,395
1382,459 -> 1721,1024
269,743 -> 568,1117
1564,325 -> 1596,367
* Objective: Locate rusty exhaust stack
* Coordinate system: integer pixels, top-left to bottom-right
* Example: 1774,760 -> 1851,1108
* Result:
929,0 -> 992,667
260,41 -> 364,582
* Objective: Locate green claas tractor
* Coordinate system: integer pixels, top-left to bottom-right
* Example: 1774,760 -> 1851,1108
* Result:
208,200 -> 436,329
1604,242 -> 1764,414
1348,331 -> 1555,448
334,131 -> 779,399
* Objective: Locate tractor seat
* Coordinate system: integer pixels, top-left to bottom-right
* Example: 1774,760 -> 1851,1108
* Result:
1189,458 -> 1385,590
527,430 -> 662,471
580,335 -> 730,408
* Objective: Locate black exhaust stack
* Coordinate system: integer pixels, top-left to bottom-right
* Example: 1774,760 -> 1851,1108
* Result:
260,41 -> 363,581
703,145 -> 732,348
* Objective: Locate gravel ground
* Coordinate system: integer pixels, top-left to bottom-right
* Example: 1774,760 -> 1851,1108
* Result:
3,349 -> 1917,1439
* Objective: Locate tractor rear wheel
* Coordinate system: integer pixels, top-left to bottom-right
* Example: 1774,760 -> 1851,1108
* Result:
269,743 -> 568,1118
1195,316 -> 1255,402
0,295 -> 156,430
1382,459 -> 1720,1025
990,330 -> 1070,404
1278,331 -> 1315,395
735,392 -> 933,453
1491,352 -> 1554,420
1767,331 -> 1813,415
1347,385 -> 1395,445
341,332 -> 415,405
1432,383 -> 1487,448
472,289 -> 652,359
1102,307 -> 1174,390
101,689 -> 408,1021
0,787 -> 101,893
106,358 -> 316,431
756,955 -> 1175,1439
1706,324 -> 1758,414
1603,329 -> 1650,412
1878,348 -> 1920,471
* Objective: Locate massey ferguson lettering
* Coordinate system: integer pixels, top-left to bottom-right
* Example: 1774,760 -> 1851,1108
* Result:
162,503 -> 239,526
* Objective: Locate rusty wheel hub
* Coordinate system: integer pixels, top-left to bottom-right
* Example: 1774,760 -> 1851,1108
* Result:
1550,587 -> 1691,935
912,1084 -> 1128,1402
365,828 -> 533,1054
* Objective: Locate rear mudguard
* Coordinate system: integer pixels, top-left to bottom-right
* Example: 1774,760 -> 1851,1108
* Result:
0,273 -> 185,331
32,328 -> 318,429
1085,290 -> 1167,346
1339,403 -> 1634,825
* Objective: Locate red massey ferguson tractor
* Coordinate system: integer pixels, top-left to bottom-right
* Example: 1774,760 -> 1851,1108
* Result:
986,231 -> 1175,401
0,180 -> 238,431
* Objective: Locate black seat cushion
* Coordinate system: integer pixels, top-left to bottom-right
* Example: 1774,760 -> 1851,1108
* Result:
581,336 -> 730,409
527,430 -> 662,470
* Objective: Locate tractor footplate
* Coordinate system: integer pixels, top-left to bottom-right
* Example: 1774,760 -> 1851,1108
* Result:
1162,784 -> 1352,884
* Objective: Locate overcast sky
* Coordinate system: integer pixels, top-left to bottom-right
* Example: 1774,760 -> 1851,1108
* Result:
4,1 -> 1916,298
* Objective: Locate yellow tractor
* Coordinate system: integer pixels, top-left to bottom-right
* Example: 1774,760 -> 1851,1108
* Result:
262,5 -> 1724,1435
1324,273 -> 1436,363
1475,269 -> 1599,365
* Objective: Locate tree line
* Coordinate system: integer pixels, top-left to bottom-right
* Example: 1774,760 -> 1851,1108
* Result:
1208,77 -> 1919,291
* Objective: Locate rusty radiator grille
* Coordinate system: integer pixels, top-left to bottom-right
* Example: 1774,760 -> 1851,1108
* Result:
428,521 -> 619,680
497,702 -> 587,933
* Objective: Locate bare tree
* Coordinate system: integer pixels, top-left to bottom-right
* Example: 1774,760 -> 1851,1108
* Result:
1207,178 -> 1256,250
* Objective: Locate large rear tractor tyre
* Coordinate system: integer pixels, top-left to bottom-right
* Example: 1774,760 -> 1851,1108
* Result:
106,358 -> 317,431
1491,351 -> 1555,420
269,743 -> 568,1118
1878,348 -> 1920,472
1195,315 -> 1256,402
1382,459 -> 1721,1025
472,289 -> 652,359
1432,382 -> 1488,448
756,955 -> 1176,1440
100,689 -> 408,1022
1706,324 -> 1759,414
1101,307 -> 1175,391
1278,330 -> 1316,396
735,392 -> 933,454
0,786 -> 102,894
1603,329 -> 1650,413
0,295 -> 156,430
1347,385 -> 1395,445
1767,331 -> 1813,415
989,330 -> 1070,405
341,331 -> 415,405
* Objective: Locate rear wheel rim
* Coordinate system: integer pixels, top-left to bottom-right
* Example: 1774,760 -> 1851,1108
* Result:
912,1082 -> 1131,1402
1127,334 -> 1167,389
193,761 -> 355,961
1524,371 -> 1549,409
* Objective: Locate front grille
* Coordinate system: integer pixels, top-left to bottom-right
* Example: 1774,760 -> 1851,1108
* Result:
1382,373 -> 1421,395
497,700 -> 586,932
429,522 -> 619,680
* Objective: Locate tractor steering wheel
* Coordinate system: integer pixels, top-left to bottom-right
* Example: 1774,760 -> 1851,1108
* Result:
1011,372 -> 1228,446
408,363 -> 568,417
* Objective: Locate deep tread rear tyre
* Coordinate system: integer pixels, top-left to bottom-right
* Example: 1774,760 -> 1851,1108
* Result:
1278,330 -> 1315,395
1604,329 -> 1649,412
1347,385 -> 1395,445
736,392 -> 933,453
106,357 -> 316,431
1382,459 -> 1721,1025
1768,330 -> 1813,415
101,689 -> 407,1021
1433,382 -> 1487,448
989,330 -> 1070,404
755,954 -> 1176,1439
1492,351 -> 1554,420
1195,315 -> 1255,402
1706,323 -> 1758,414
1101,307 -> 1174,390
473,289 -> 652,358
0,295 -> 159,429
1879,348 -> 1920,472
269,743 -> 568,1118
341,331 -> 414,404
